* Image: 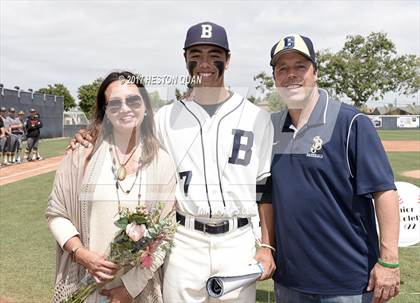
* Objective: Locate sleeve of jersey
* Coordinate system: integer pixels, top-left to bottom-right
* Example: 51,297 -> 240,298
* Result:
257,176 -> 272,204
347,114 -> 396,196
256,119 -> 274,182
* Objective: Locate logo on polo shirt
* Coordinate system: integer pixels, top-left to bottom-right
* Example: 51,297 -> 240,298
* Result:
307,136 -> 324,158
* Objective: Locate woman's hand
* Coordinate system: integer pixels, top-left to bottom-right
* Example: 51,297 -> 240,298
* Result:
66,128 -> 92,152
75,248 -> 120,283
100,286 -> 133,303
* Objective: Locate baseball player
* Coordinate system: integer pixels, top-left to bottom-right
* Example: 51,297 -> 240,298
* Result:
8,107 -> 24,163
155,22 -> 275,302
0,107 -> 12,165
24,108 -> 43,161
70,22 -> 276,302
0,112 -> 6,166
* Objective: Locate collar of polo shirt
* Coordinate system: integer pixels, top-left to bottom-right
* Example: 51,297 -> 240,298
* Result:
282,89 -> 329,130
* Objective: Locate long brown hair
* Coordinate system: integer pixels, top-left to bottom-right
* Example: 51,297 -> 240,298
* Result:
86,71 -> 160,167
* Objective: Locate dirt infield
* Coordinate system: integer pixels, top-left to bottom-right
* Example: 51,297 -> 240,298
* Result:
401,170 -> 420,179
0,155 -> 63,186
0,296 -> 15,303
0,140 -> 418,185
382,140 -> 420,152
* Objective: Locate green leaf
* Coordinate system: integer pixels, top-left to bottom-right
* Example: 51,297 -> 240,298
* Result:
114,217 -> 129,229
129,213 -> 147,224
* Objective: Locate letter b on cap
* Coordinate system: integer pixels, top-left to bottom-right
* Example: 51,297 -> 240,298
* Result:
201,24 -> 212,38
284,36 -> 295,49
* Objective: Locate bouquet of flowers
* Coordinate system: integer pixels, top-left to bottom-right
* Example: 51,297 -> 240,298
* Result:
62,204 -> 177,303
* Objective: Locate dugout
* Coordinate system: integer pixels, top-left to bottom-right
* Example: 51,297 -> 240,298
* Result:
0,87 -> 64,138
368,115 -> 420,130
63,109 -> 89,137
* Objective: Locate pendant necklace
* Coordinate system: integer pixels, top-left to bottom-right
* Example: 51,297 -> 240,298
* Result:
111,135 -> 141,181
115,160 -> 142,214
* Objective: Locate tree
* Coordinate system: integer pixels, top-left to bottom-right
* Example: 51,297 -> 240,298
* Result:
149,91 -> 166,109
37,84 -> 75,111
253,71 -> 285,112
317,32 -> 420,107
78,78 -> 103,119
254,71 -> 274,95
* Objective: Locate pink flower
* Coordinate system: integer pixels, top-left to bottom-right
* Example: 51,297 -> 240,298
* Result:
125,223 -> 146,242
140,252 -> 154,269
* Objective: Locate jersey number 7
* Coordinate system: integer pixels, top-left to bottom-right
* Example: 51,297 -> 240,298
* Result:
179,170 -> 192,195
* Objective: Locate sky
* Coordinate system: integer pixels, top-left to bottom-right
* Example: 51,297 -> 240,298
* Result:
1,0 -> 419,107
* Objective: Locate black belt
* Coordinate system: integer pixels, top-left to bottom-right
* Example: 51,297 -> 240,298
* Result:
176,212 -> 249,234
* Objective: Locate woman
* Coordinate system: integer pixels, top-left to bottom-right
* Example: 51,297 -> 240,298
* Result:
46,71 -> 176,303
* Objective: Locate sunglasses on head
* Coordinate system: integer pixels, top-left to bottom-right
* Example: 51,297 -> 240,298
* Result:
107,95 -> 143,114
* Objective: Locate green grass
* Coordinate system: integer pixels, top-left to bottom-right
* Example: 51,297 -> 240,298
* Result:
388,152 -> 420,186
0,172 -> 56,302
21,137 -> 70,159
36,138 -> 70,159
378,130 -> 420,141
0,136 -> 419,302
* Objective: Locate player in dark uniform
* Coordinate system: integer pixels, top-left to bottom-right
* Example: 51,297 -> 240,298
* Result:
24,108 -> 43,161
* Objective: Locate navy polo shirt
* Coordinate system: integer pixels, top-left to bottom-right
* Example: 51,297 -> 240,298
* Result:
263,89 -> 396,295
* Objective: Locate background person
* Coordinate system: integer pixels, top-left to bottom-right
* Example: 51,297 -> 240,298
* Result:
8,107 -> 24,163
0,107 -> 12,165
0,114 -> 6,166
24,108 -> 43,161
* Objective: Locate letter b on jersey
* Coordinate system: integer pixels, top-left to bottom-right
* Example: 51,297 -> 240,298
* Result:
228,129 -> 253,166
201,24 -> 212,38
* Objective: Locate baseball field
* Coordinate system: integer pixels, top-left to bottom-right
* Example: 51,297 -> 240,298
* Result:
0,130 -> 419,302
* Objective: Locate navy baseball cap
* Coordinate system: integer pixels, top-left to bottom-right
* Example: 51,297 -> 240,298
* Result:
184,22 -> 230,52
270,34 -> 316,68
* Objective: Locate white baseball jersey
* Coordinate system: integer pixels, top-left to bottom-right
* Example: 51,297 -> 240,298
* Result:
155,92 -> 273,220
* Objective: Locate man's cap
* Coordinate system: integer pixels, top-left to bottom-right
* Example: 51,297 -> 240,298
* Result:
29,108 -> 36,112
18,111 -> 25,115
0,107 -> 6,112
184,22 -> 230,52
9,107 -> 15,112
270,34 -> 316,67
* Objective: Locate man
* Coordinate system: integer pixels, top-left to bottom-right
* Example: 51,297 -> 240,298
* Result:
156,22 -> 275,302
72,22 -> 276,302
24,108 -> 43,161
0,110 -> 6,166
18,111 -> 26,135
7,107 -> 24,163
0,107 -> 12,165
262,34 -> 400,303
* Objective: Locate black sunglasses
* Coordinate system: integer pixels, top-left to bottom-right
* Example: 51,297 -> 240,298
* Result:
107,95 -> 143,114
